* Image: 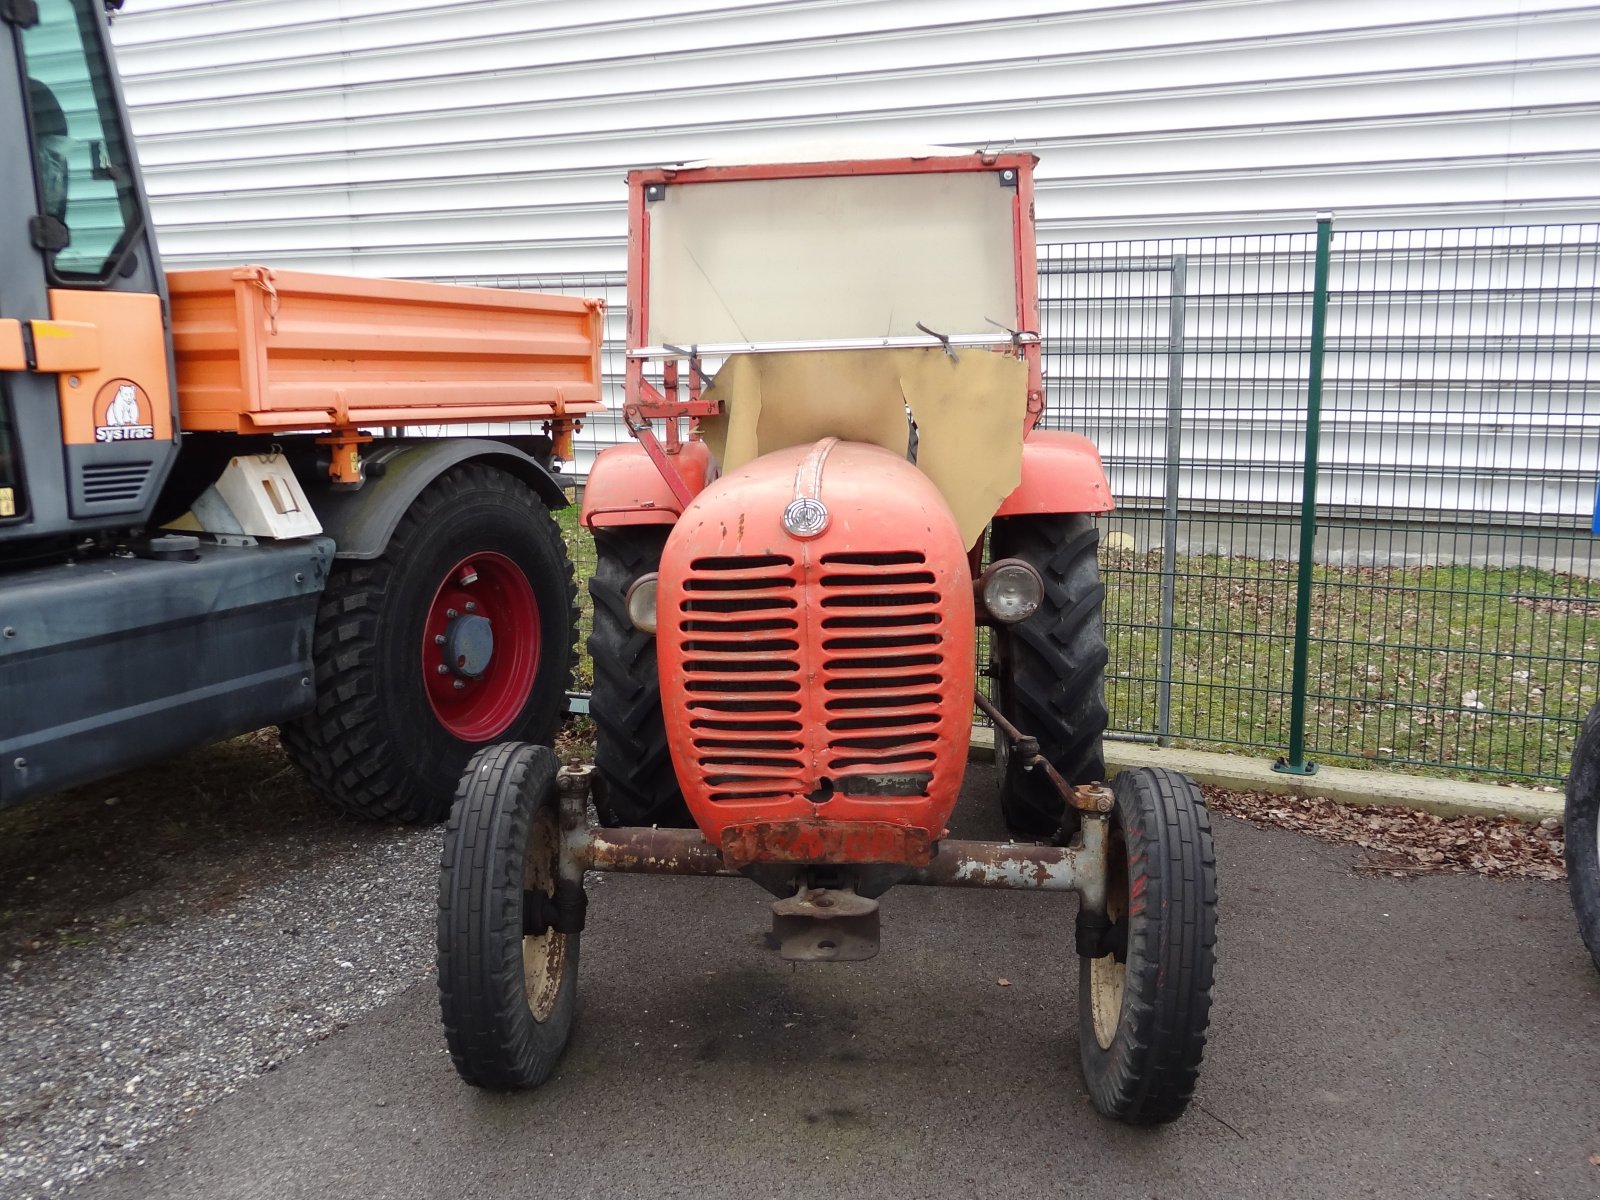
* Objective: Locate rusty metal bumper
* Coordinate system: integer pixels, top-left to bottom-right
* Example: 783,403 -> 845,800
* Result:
555,764 -> 1109,922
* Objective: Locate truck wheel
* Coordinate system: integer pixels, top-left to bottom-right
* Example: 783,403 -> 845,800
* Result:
1078,766 -> 1217,1125
438,742 -> 578,1089
281,463 -> 576,822
1565,702 -> 1600,972
588,527 -> 691,827
989,514 -> 1109,839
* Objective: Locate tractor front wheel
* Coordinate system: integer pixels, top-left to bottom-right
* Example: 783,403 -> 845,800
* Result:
1077,766 -> 1217,1125
280,463 -> 577,823
438,742 -> 578,1089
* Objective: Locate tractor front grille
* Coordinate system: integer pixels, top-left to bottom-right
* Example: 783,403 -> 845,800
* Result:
675,550 -> 949,804
818,552 -> 944,780
680,555 -> 807,803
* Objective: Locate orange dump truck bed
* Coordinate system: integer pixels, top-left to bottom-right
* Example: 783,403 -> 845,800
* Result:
166,267 -> 605,434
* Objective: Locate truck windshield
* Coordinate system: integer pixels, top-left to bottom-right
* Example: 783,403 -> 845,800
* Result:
19,0 -> 141,281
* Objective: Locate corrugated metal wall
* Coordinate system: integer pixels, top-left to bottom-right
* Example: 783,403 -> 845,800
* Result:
108,0 -> 1600,528
114,0 -> 1600,276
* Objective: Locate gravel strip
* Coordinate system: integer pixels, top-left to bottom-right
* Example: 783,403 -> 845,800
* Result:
0,765 -> 443,1199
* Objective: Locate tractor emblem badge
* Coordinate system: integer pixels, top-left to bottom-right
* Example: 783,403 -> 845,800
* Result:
93,379 -> 154,443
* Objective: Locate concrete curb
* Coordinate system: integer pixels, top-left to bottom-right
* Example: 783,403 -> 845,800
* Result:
969,729 -> 1564,824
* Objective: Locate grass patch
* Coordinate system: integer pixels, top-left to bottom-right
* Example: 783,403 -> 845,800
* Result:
557,503 -> 598,691
564,497 -> 1591,781
1103,550 -> 1598,781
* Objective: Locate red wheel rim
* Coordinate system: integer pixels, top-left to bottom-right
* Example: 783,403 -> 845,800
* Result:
422,550 -> 541,741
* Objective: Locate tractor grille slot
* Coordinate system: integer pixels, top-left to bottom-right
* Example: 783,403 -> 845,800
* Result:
680,555 -> 806,802
80,463 -> 151,505
817,552 -> 946,784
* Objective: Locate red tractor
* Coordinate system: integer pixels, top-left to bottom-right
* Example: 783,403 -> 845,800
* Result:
435,149 -> 1218,1123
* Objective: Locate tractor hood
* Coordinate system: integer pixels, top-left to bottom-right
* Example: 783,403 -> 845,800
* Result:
656,438 -> 976,854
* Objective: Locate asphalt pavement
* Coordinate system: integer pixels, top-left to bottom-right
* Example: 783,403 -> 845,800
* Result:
75,774 -> 1600,1200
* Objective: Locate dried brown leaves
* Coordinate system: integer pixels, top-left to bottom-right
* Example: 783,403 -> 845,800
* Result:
1202,786 -> 1566,880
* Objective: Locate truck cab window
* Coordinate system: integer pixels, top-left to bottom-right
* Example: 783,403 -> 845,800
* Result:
20,0 -> 140,280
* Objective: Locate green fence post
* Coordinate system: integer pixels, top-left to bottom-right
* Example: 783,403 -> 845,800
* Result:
1275,213 -> 1333,777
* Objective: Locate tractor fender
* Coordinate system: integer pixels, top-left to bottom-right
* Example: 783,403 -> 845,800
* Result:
995,430 -> 1114,517
581,440 -> 716,529
309,438 -> 570,560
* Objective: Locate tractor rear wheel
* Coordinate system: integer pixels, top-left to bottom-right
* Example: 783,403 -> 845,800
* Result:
588,527 -> 691,827
1565,701 -> 1600,973
989,513 -> 1109,840
438,741 -> 578,1089
281,463 -> 577,823
1078,766 -> 1217,1124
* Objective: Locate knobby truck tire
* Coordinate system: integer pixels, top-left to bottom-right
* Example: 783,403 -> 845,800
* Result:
990,514 -> 1110,839
588,528 -> 691,827
438,742 -> 578,1089
1078,766 -> 1218,1125
1565,702 -> 1600,973
280,463 -> 577,823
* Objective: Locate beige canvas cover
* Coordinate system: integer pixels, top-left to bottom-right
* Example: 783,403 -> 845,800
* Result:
699,347 -> 1027,548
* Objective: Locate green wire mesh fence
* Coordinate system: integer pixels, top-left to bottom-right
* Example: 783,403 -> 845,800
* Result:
1041,222 -> 1600,781
443,219 -> 1600,783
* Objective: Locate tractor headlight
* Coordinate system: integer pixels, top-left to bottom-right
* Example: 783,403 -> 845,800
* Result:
626,573 -> 659,634
979,559 -> 1044,624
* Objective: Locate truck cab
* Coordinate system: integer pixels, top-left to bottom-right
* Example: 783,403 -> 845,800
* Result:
2,0 -> 176,545
1,1 -> 598,820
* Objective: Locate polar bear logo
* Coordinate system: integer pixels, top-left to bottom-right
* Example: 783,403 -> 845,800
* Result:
104,383 -> 142,426
93,380 -> 154,442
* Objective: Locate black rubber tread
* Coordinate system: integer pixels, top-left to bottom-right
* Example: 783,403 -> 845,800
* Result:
587,528 -> 691,828
990,514 -> 1110,839
280,462 -> 577,823
1565,702 -> 1600,973
1078,766 -> 1218,1125
437,742 -> 578,1089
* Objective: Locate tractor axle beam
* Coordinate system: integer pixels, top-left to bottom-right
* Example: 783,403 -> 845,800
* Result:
553,765 -> 1108,914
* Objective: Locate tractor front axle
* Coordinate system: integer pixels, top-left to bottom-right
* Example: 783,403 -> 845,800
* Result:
551,764 -> 1110,962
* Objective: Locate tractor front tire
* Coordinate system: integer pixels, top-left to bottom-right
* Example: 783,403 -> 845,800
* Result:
1565,702 -> 1600,973
588,527 -> 690,828
281,463 -> 577,823
438,742 -> 578,1089
990,513 -> 1110,840
1078,766 -> 1217,1125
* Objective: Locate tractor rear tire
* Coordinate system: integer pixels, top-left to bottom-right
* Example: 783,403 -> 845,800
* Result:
1078,766 -> 1217,1125
588,528 -> 691,828
438,742 -> 578,1089
1565,701 -> 1600,973
989,513 -> 1110,840
280,463 -> 577,823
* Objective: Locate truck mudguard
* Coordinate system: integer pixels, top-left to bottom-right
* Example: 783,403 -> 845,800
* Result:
995,430 -> 1114,517
309,438 -> 569,560
580,440 -> 715,528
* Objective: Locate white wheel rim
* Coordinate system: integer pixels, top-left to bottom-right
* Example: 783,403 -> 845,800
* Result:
1089,819 -> 1129,1051
1089,954 -> 1125,1049
521,806 -> 566,1023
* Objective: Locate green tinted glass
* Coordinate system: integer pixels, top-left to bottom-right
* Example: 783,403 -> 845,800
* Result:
20,0 -> 140,280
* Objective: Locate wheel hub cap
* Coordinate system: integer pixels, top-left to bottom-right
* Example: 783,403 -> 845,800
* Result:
445,613 -> 494,678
